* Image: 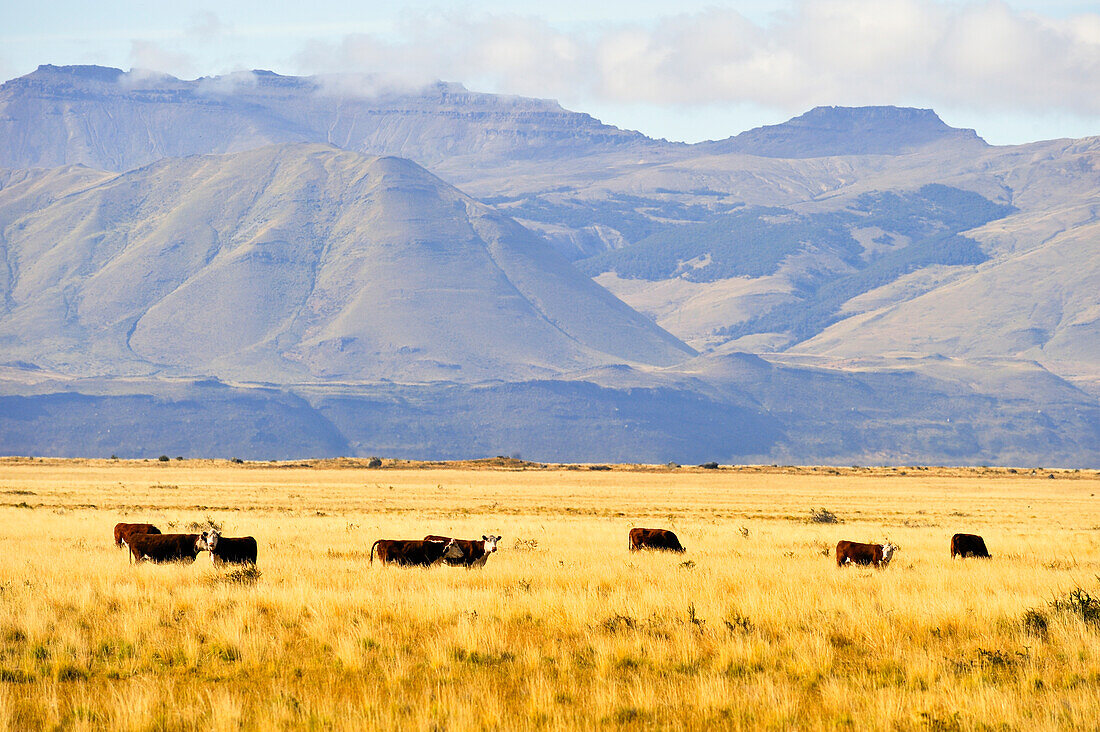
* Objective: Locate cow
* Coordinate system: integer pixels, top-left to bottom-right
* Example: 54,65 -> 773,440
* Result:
951,533 -> 991,559
628,528 -> 685,553
370,538 -> 462,567
211,534 -> 258,566
836,540 -> 897,567
128,530 -> 218,564
423,534 -> 501,567
114,522 -> 161,548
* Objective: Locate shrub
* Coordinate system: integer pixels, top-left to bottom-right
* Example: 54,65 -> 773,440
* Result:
187,516 -> 223,533
724,612 -> 753,634
700,462 -> 720,469
808,507 -> 842,524
1022,608 -> 1049,638
366,457 -> 382,468
600,615 -> 636,633
1050,587 -> 1100,625
208,566 -> 261,587
157,455 -> 170,462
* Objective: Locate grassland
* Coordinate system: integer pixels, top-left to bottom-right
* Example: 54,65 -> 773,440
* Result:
0,458 -> 1098,730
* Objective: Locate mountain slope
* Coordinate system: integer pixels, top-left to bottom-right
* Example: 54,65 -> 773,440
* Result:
0,143 -> 694,382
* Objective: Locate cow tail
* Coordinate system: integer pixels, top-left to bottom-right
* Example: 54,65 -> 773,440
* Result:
370,540 -> 381,565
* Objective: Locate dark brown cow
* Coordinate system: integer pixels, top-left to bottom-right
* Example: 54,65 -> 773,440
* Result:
128,531 -> 218,564
212,535 -> 258,566
424,535 -> 501,567
370,538 -> 462,567
629,528 -> 685,553
951,533 -> 991,559
114,522 -> 161,548
836,540 -> 898,567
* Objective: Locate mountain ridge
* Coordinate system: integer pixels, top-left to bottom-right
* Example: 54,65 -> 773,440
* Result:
0,65 -> 662,173
705,105 -> 986,158
2,66 -> 991,173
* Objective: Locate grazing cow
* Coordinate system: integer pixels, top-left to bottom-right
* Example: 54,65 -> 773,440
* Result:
951,533 -> 991,559
114,522 -> 161,548
628,528 -> 685,553
423,535 -> 502,567
128,530 -> 218,564
211,534 -> 258,566
836,540 -> 897,567
370,538 -> 462,567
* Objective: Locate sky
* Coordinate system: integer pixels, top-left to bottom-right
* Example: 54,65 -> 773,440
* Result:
2,0 -> 1099,145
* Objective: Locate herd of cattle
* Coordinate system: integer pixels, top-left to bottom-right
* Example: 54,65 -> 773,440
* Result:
114,521 -> 992,569
630,527 -> 991,566
113,523 -> 257,565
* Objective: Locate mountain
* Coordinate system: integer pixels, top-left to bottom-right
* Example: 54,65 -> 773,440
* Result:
2,64 -> 1100,465
703,106 -> 986,158
0,65 -> 666,173
0,143 -> 694,382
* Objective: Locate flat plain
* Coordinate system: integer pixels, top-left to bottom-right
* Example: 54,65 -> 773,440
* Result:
0,457 -> 1098,730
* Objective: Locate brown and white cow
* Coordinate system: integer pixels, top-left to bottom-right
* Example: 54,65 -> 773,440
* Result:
114,522 -> 161,548
951,533 -> 991,559
836,540 -> 897,568
423,535 -> 501,567
370,538 -> 462,567
128,531 -> 218,564
629,527 -> 685,553
211,534 -> 258,566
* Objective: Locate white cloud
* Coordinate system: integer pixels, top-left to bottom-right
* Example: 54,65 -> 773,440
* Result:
295,0 -> 1100,116
195,69 -> 260,96
128,41 -> 196,79
186,12 -> 231,42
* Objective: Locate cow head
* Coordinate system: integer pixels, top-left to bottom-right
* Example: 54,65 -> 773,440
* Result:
197,529 -> 220,553
482,535 -> 501,553
442,539 -> 463,561
881,543 -> 898,564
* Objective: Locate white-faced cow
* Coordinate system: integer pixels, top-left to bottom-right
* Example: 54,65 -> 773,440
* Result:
836,540 -> 897,568
211,533 -> 258,566
629,528 -> 685,553
114,522 -> 161,548
423,534 -> 501,567
951,533 -> 991,559
128,530 -> 218,564
370,538 -> 462,567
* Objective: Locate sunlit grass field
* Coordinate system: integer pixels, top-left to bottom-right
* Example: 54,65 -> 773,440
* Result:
0,458 -> 1098,730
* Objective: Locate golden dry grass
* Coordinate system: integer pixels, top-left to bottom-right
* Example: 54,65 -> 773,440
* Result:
0,458 -> 1098,730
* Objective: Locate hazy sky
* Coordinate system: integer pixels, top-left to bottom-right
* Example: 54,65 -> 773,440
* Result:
3,0 -> 1099,144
